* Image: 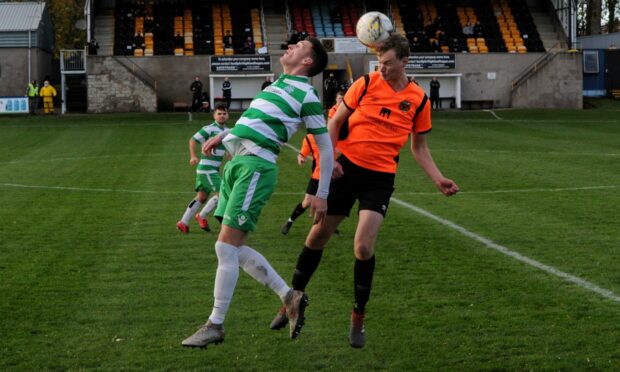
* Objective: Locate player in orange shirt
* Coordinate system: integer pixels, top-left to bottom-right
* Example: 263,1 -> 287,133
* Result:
270,34 -> 459,348
281,91 -> 345,235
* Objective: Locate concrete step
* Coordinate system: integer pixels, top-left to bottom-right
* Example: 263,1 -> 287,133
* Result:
536,25 -> 554,33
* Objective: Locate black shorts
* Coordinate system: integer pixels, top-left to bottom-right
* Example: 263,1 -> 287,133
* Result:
327,154 -> 395,217
305,178 -> 319,195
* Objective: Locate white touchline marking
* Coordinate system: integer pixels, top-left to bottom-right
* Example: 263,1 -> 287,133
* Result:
0,183 -> 191,195
483,109 -> 503,120
433,149 -> 620,157
1,182 -> 615,197
0,182 -> 305,196
0,153 -> 186,165
284,140 -> 620,303
390,197 -> 620,303
395,185 -> 618,195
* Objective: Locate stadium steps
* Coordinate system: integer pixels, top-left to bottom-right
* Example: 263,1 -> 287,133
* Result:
262,1 -> 287,55
612,90 -> 620,100
530,12 -> 564,50
94,15 -> 115,56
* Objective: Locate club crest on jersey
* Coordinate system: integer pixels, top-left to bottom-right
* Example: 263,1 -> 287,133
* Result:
237,214 -> 247,226
399,100 -> 411,112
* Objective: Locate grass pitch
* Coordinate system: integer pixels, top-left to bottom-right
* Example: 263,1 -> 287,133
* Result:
1,106 -> 619,370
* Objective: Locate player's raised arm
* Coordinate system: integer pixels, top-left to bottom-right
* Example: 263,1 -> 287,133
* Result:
410,133 -> 459,196
189,137 -> 199,166
201,128 -> 229,156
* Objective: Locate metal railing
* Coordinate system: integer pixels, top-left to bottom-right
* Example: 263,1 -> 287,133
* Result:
111,55 -> 158,91
60,49 -> 87,72
511,42 -> 562,92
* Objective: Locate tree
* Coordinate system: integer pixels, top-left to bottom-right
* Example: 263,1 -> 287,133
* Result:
587,0 -> 602,34
607,0 -> 618,32
47,0 -> 87,57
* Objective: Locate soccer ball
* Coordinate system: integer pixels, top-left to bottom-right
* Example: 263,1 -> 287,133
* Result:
355,11 -> 394,47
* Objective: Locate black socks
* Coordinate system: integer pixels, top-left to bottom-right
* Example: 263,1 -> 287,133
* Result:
353,255 -> 375,314
291,246 -> 324,291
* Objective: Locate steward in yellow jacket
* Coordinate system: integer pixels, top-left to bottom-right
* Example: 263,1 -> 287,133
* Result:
39,80 -> 57,114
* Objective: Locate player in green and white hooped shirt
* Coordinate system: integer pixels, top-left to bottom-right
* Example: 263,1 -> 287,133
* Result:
181,38 -> 333,348
176,104 -> 229,234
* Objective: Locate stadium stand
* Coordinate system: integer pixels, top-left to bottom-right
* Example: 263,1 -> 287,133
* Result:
111,0 -> 544,57
112,0 -> 263,56
395,0 -> 544,54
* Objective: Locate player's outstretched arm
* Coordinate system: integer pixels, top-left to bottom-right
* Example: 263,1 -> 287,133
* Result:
327,103 -> 352,178
411,133 -> 459,196
189,138 -> 199,166
310,132 -> 334,224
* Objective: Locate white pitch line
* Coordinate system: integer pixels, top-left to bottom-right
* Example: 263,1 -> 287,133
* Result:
483,109 -> 504,120
390,197 -> 620,303
434,148 -> 620,157
395,185 -> 618,195
1,182 -> 616,197
0,183 -> 191,195
0,182 -> 305,196
284,141 -> 620,303
0,153 -> 186,165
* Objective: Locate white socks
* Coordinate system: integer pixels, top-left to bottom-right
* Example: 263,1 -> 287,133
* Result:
238,245 -> 290,299
208,242 -> 291,325
199,195 -> 219,218
209,242 -> 240,325
181,199 -> 202,225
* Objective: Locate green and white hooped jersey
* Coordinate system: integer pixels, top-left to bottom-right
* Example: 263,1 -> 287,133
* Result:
192,122 -> 226,174
223,74 -> 327,163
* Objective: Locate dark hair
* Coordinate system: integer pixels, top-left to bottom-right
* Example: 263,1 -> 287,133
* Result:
213,103 -> 228,112
376,34 -> 410,59
336,90 -> 346,96
306,37 -> 328,77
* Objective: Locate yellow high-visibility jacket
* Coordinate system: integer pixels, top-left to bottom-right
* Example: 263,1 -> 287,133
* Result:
39,85 -> 57,98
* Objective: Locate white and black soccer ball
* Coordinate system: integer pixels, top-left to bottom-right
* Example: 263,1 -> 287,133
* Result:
355,11 -> 394,47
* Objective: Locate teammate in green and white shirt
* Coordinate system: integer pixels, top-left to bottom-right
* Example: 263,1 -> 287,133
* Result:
182,38 -> 333,348
176,104 -> 229,233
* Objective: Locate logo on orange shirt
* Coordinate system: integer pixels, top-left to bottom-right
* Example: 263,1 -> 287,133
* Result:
399,100 -> 411,112
379,107 -> 391,118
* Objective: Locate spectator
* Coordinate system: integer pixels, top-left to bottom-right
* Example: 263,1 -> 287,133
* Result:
430,77 -> 441,110
450,37 -> 462,53
134,31 -> 145,51
410,36 -> 422,52
463,22 -> 474,36
190,76 -> 203,112
430,39 -> 441,53
201,91 -> 211,112
39,80 -> 57,114
223,30 -> 233,49
243,36 -> 255,54
436,30 -> 447,47
26,79 -> 38,115
281,30 -> 301,49
323,73 -> 338,108
174,33 -> 184,49
222,77 -> 232,109
474,21 -> 484,37
88,38 -> 99,55
261,77 -> 273,90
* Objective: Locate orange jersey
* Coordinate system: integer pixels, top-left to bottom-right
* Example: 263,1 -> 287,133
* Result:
300,134 -> 321,180
339,71 -> 431,173
328,102 -> 340,119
